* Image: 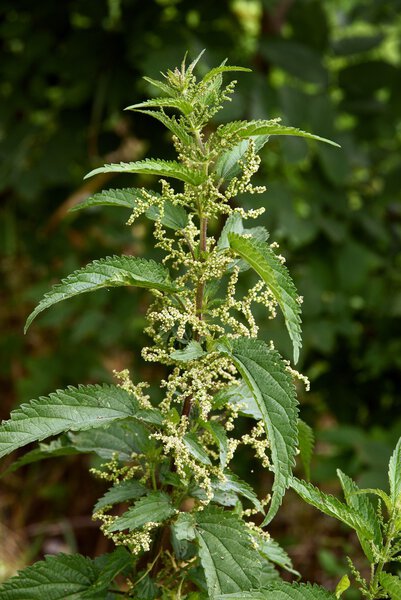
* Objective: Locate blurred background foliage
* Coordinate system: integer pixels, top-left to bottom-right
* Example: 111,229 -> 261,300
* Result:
1,0 -> 401,591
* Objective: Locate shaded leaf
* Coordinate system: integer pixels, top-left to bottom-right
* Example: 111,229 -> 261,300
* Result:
215,136 -> 270,181
25,255 -> 178,332
298,419 -> 315,481
212,472 -> 262,512
184,432 -> 212,466
88,548 -> 132,597
216,581 -> 336,599
257,537 -> 299,576
94,479 -> 147,513
214,382 -> 261,420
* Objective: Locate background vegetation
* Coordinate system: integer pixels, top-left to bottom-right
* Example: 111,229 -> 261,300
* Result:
1,0 -> 400,592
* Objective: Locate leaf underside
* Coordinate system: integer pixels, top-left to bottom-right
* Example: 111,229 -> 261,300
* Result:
25,255 -> 178,332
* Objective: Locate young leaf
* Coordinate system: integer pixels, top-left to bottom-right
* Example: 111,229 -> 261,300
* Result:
201,65 -> 251,84
0,553 -> 102,599
125,97 -> 194,116
335,575 -> 350,599
298,419 -> 315,481
389,436 -> 401,508
215,582 -> 336,599
218,119 -> 340,148
290,477 -> 374,540
203,421 -> 229,468
0,384 -> 142,459
337,469 -> 382,560
194,506 -> 262,597
218,337 -> 298,524
133,109 -> 193,145
170,341 -> 206,362
379,572 -> 401,600
84,158 -> 205,185
94,479 -> 147,513
228,234 -> 302,363
108,491 -> 175,532
25,255 -> 178,332
69,187 -> 156,212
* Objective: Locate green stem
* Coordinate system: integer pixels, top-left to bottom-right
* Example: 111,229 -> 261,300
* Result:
369,514 -> 397,598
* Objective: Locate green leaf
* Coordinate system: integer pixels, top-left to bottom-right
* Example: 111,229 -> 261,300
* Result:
0,553 -> 102,599
228,234 -> 302,363
215,136 -> 270,181
256,537 -> 298,576
133,109 -> 193,145
194,506 -> 262,597
379,572 -> 401,600
214,382 -> 261,420
173,512 -> 196,542
25,255 -> 178,332
1,436 -> 79,475
88,548 -> 132,597
0,384 -> 141,459
213,472 -> 262,512
298,419 -> 315,481
290,477 -> 374,540
335,575 -> 350,599
337,469 -> 382,560
351,488 -> 392,513
108,491 -> 175,532
170,341 -> 206,362
84,158 -> 205,185
184,433 -> 212,465
218,120 -> 340,148
217,213 -> 268,252
215,582 -> 336,599
143,75 -> 175,97
94,479 -> 147,512
201,65 -> 251,84
146,199 -> 188,230
69,187 -> 156,212
218,337 -> 298,524
389,437 -> 401,508
203,421 -> 229,468
125,97 -> 194,116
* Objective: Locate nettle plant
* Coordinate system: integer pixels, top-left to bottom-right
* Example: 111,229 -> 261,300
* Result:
1,54 -> 400,600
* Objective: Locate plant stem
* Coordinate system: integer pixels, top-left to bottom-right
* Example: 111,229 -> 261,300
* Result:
369,514 -> 397,598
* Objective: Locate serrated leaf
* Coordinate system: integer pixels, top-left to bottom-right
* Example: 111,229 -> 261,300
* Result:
213,472 -> 262,512
216,581 -> 336,599
337,469 -> 382,560
170,341 -> 206,362
351,488 -> 392,513
290,477 -> 374,540
0,553 -> 101,599
108,491 -> 175,532
203,421 -> 229,468
218,120 -> 340,148
215,135 -> 270,181
214,382 -> 261,420
379,572 -> 401,600
217,213 -> 268,252
219,337 -> 298,524
143,75 -> 175,97
1,436 -> 79,475
134,109 -> 192,145
228,234 -> 302,363
194,506 -> 262,597
84,158 -> 205,185
125,97 -> 194,115
88,548 -> 132,597
70,187 -> 157,212
184,432 -> 212,465
201,65 -> 251,84
25,255 -> 178,332
298,419 -> 315,481
94,479 -> 147,512
0,384 -> 142,459
389,437 -> 401,508
256,536 -> 299,576
335,575 -> 350,599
